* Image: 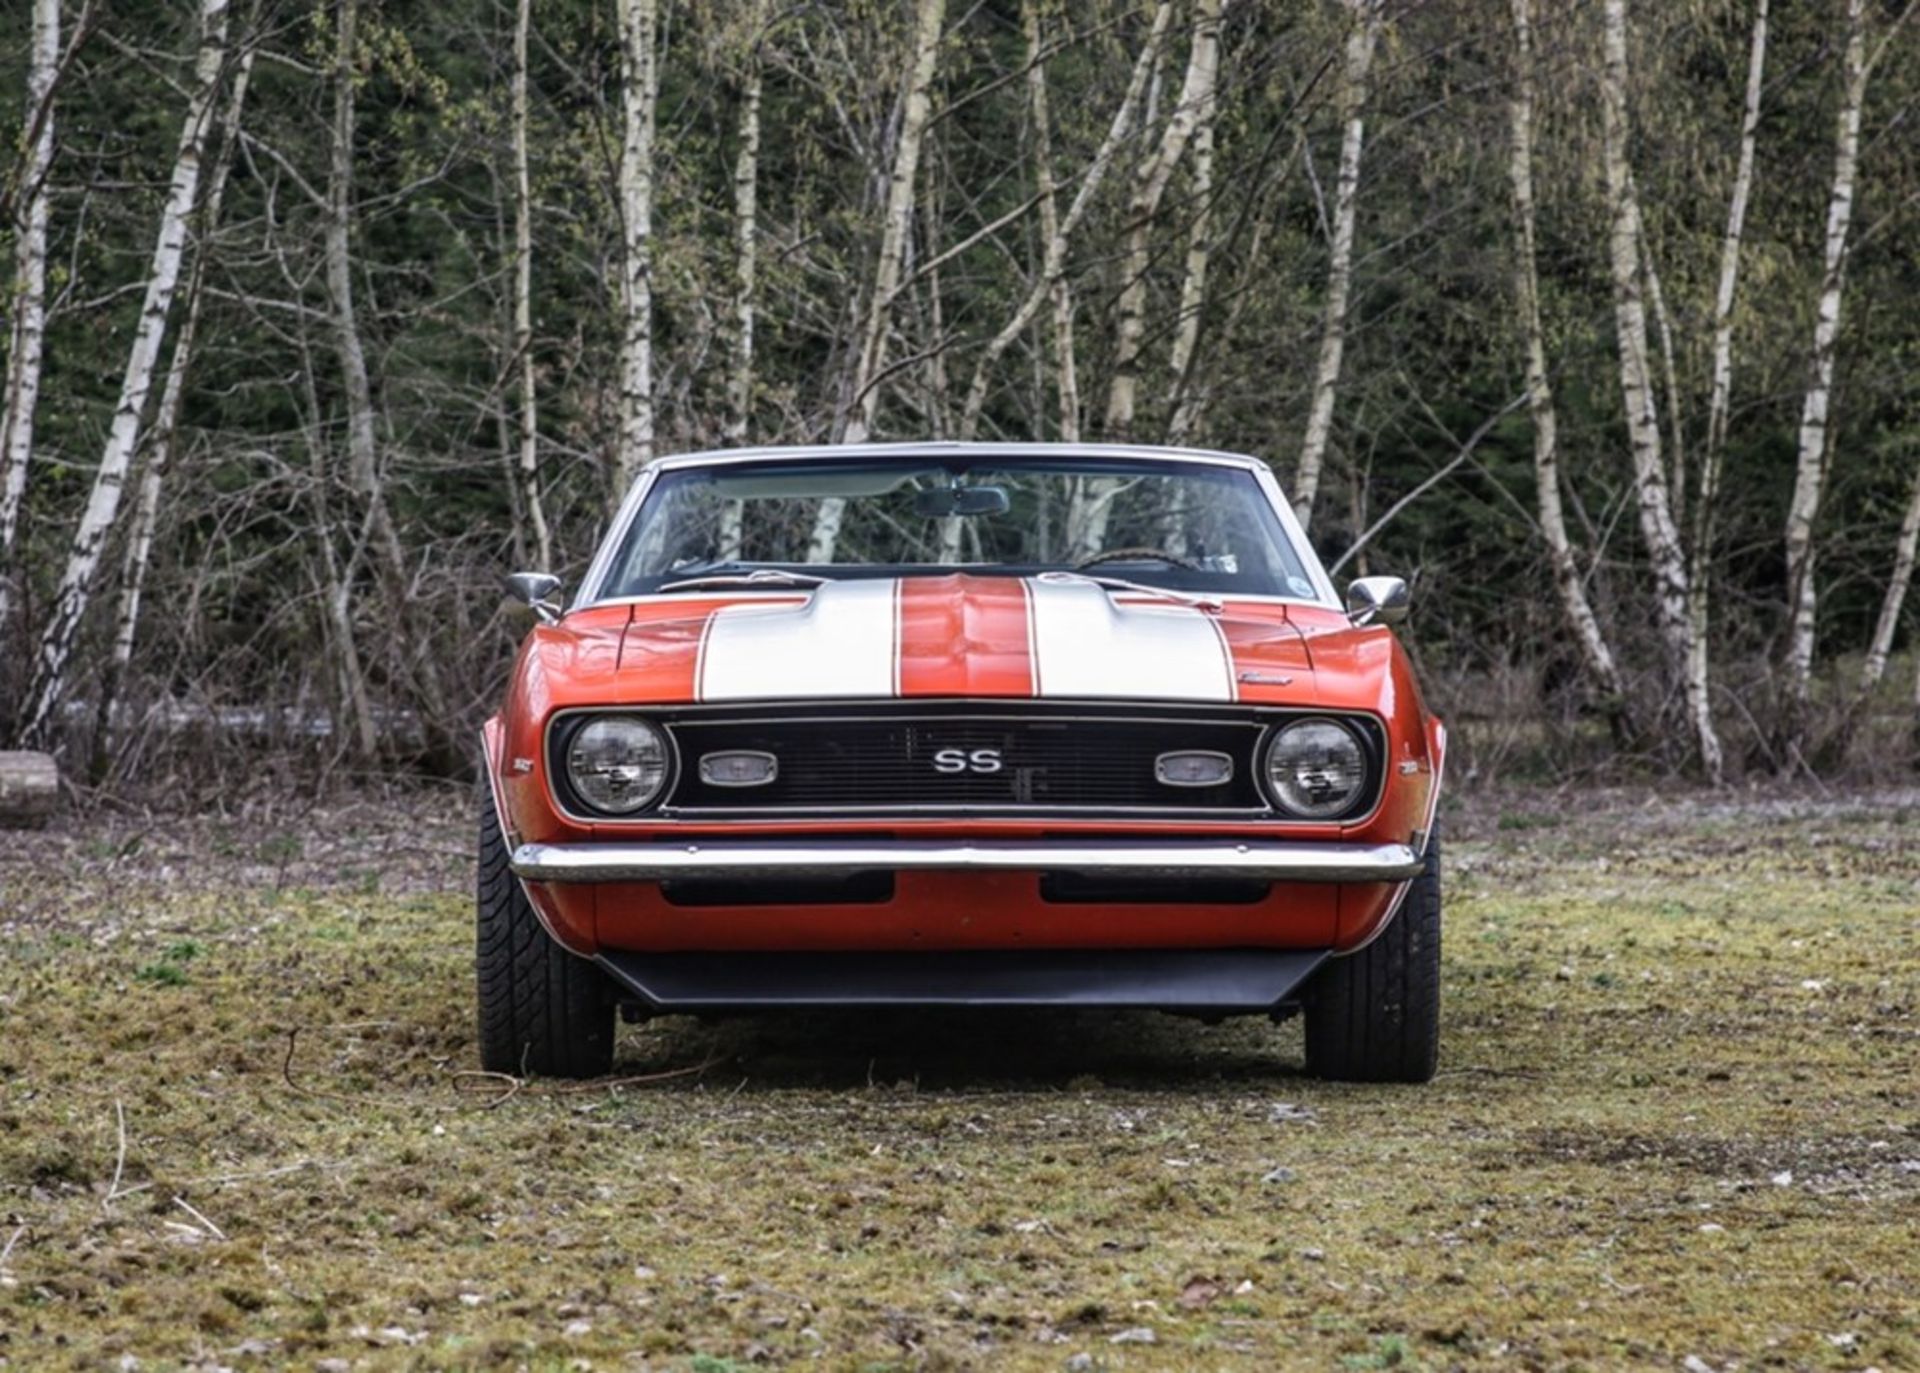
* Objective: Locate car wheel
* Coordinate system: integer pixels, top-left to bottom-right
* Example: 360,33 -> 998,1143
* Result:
475,796 -> 616,1078
1303,835 -> 1441,1083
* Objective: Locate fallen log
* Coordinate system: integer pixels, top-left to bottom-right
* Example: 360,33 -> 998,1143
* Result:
0,751 -> 60,826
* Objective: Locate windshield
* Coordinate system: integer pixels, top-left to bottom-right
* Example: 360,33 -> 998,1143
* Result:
599,456 -> 1322,599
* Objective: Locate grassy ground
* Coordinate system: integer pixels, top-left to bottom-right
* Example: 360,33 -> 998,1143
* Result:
1,788 -> 1915,1371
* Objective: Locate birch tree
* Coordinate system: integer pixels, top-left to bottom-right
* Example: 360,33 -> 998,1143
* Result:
98,43 -> 257,756
1100,0 -> 1223,445
839,0 -> 946,446
0,0 -> 60,639
1781,0 -> 1871,725
956,0 -> 1172,443
511,0 -> 551,568
1291,0 -> 1383,528
1689,0 -> 1768,747
615,0 -> 660,491
19,0 -> 231,746
726,0 -> 769,446
809,0 -> 946,561
323,0 -> 454,760
1598,0 -> 1721,778
1860,461 -> 1920,694
1163,0 -> 1222,448
1506,0 -> 1631,740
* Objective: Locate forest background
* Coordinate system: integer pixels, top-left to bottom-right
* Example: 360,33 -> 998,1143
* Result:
2,0 -> 1916,794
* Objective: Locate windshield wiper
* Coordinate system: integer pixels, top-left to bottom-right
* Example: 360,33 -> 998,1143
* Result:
1035,570 -> 1221,614
655,568 -> 831,594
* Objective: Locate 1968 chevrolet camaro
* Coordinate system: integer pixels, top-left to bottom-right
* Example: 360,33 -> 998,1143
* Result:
480,442 -> 1445,1082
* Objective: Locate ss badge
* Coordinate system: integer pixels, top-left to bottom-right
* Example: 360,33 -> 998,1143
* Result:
931,747 -> 1003,775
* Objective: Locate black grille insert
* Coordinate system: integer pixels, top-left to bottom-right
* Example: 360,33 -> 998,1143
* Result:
642,703 -> 1385,817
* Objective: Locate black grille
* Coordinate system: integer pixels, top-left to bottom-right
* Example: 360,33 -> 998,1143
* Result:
662,707 -> 1270,815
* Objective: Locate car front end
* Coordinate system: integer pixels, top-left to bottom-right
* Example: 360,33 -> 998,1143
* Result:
480,443 -> 1445,1080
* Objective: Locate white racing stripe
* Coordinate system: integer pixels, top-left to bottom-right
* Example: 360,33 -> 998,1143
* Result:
1025,576 -> 1235,701
698,578 -> 899,700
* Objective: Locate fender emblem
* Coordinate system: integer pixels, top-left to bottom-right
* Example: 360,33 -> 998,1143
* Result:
1237,670 -> 1293,686
511,756 -> 534,774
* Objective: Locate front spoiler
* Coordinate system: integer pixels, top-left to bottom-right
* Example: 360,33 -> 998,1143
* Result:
596,948 -> 1329,1013
510,838 -> 1424,884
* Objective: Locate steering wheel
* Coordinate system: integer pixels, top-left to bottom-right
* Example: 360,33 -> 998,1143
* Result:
1074,546 -> 1200,571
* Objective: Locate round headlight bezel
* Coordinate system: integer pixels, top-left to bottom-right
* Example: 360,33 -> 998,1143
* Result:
1261,716 -> 1375,821
557,713 -> 672,816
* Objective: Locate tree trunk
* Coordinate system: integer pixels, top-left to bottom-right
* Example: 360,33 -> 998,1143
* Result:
19,0 -> 231,748
1598,0 -> 1721,778
841,0 -> 946,446
956,0 -> 1171,443
1860,460 -> 1920,693
0,0 -> 60,642
615,0 -> 660,493
1164,3 -> 1221,448
1031,3 -> 1081,446
1782,0 -> 1869,732
1506,0 -> 1633,744
1101,0 -> 1223,445
1690,0 -> 1768,772
0,751 -> 58,826
811,0 -> 946,561
97,43 -> 257,768
324,0 -> 455,764
726,2 -> 768,446
1291,0 -> 1383,528
512,0 -> 552,568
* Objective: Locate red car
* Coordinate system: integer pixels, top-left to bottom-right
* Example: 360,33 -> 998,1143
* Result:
480,443 -> 1445,1081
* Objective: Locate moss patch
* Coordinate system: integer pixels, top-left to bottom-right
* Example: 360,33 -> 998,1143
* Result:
1,793 -> 1916,1369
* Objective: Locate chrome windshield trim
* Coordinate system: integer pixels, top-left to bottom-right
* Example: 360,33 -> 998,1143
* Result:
511,839 -> 1425,885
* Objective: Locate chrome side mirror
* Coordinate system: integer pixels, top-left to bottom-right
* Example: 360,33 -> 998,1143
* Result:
504,571 -> 564,625
1346,575 -> 1410,627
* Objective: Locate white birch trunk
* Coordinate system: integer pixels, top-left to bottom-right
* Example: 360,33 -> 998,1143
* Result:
1029,4 -> 1081,446
841,0 -> 945,446
726,3 -> 767,446
1639,230 -> 1686,532
102,45 -> 256,741
1291,0 -> 1383,528
513,0 -> 552,568
810,0 -> 946,562
326,0 -> 404,586
1599,0 -> 1721,777
1506,0 -> 1631,734
1782,0 -> 1869,708
1164,9 -> 1220,449
615,0 -> 660,491
19,0 -> 230,745
1860,461 -> 1920,692
0,0 -> 60,637
1688,0 -> 1767,781
1100,0 -> 1223,445
956,0 -> 1172,442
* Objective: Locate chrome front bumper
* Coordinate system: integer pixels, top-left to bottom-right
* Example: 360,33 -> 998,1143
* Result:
509,839 -> 1424,884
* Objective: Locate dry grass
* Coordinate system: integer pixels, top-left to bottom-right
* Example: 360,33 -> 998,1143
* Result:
1,787 -> 1916,1370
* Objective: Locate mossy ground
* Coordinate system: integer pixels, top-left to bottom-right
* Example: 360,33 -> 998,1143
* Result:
2,790 -> 1915,1370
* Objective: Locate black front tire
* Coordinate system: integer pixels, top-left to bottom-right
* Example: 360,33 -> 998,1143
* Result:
1303,836 -> 1441,1083
476,799 -> 617,1078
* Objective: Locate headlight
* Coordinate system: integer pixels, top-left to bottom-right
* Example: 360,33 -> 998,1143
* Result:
1264,718 -> 1369,818
565,716 -> 669,814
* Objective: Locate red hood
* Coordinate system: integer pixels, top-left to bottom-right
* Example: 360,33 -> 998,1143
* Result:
579,573 -> 1332,707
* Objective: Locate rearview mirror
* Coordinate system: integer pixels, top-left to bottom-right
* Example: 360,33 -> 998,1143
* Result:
1346,575 -> 1410,627
913,484 -> 1011,518
505,571 -> 564,625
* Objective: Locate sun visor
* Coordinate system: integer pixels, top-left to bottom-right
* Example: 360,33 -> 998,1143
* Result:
708,466 -> 941,499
